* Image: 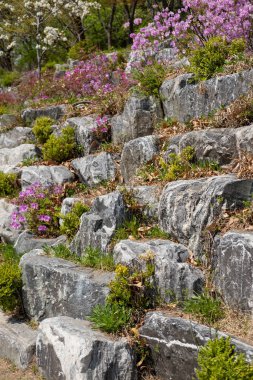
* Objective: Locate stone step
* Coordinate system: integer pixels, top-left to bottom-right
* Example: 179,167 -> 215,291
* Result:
36,316 -> 137,380
20,250 -> 114,321
158,175 -> 253,258
0,310 -> 37,369
139,312 -> 253,380
113,239 -> 204,302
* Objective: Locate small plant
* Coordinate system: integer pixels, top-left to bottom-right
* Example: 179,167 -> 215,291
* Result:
89,303 -> 132,333
132,62 -> 166,96
145,226 -> 170,239
81,247 -> 115,271
11,182 -> 64,237
45,244 -> 75,260
113,216 -> 141,242
196,337 -> 253,380
0,244 -> 22,312
189,37 -> 246,81
90,258 -> 157,333
60,201 -> 90,238
42,126 -> 77,163
92,115 -> 111,144
0,171 -> 19,197
183,292 -> 224,325
32,116 -> 54,144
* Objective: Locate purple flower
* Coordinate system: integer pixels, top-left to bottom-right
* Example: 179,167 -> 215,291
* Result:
19,204 -> 28,212
31,203 -> 39,209
11,221 -> 21,229
37,193 -> 45,199
38,215 -> 51,222
38,225 -> 47,232
18,215 -> 26,223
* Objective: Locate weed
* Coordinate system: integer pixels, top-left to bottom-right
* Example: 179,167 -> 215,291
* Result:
132,62 -> 166,96
89,303 -> 132,333
81,247 -> 115,271
183,292 -> 224,325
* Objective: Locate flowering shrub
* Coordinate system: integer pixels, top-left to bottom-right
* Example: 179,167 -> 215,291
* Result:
130,1 -> 253,66
11,182 -> 64,237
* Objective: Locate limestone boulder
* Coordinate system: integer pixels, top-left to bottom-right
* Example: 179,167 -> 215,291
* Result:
20,252 -> 113,321
20,165 -> 75,189
120,136 -> 160,182
159,175 -> 253,257
22,105 -> 67,125
36,317 -> 136,380
72,152 -> 115,186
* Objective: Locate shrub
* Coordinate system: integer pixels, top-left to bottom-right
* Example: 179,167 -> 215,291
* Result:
0,172 -> 19,197
60,201 -> 90,238
11,182 -> 64,237
196,337 -> 253,380
32,116 -> 54,144
81,247 -> 115,271
132,62 -> 166,96
189,37 -> 246,81
0,245 -> 22,312
42,126 -> 77,162
183,292 -> 224,325
90,303 -> 132,333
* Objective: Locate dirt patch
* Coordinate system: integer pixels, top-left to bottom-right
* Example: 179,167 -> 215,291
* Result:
0,359 -> 43,380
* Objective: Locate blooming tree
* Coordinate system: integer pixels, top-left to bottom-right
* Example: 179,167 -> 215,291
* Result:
130,0 -> 253,65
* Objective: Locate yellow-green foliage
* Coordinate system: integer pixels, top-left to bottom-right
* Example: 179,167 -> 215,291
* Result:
0,244 -> 22,312
32,116 -> 54,144
189,37 -> 246,81
0,171 -> 18,197
196,337 -> 253,380
160,146 -> 195,181
60,201 -> 90,238
42,126 -> 76,162
133,62 -> 167,96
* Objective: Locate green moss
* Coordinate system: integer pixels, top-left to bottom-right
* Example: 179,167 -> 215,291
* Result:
32,116 -> 54,144
196,337 -> 253,380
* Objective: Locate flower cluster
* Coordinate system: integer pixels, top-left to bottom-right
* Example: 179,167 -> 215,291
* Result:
92,115 -> 111,142
130,0 -> 253,65
11,182 -> 64,237
64,53 -> 123,97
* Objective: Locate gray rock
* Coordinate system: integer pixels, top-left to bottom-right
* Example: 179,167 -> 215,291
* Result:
160,69 -> 253,122
111,95 -> 163,144
22,105 -> 67,125
14,230 -> 67,255
121,136 -> 160,183
139,312 -> 253,380
20,165 -> 75,189
167,128 -> 237,165
0,144 -> 39,166
213,231 -> 253,314
20,253 -> 113,321
235,124 -> 253,154
36,317 -> 136,380
72,152 -> 115,186
0,114 -> 17,129
71,191 -> 126,255
159,175 -> 253,257
0,311 -> 37,369
113,239 -> 204,302
0,199 -> 21,243
122,185 -> 162,219
59,197 -> 80,226
66,116 -> 98,155
0,127 -> 34,149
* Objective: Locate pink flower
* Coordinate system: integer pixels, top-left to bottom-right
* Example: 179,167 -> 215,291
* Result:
38,225 -> 47,232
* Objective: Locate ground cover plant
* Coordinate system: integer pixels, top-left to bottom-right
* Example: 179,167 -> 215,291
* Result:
0,172 -> 19,198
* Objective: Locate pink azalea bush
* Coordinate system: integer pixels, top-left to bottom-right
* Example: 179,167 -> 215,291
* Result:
11,182 -> 64,237
130,0 -> 253,65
